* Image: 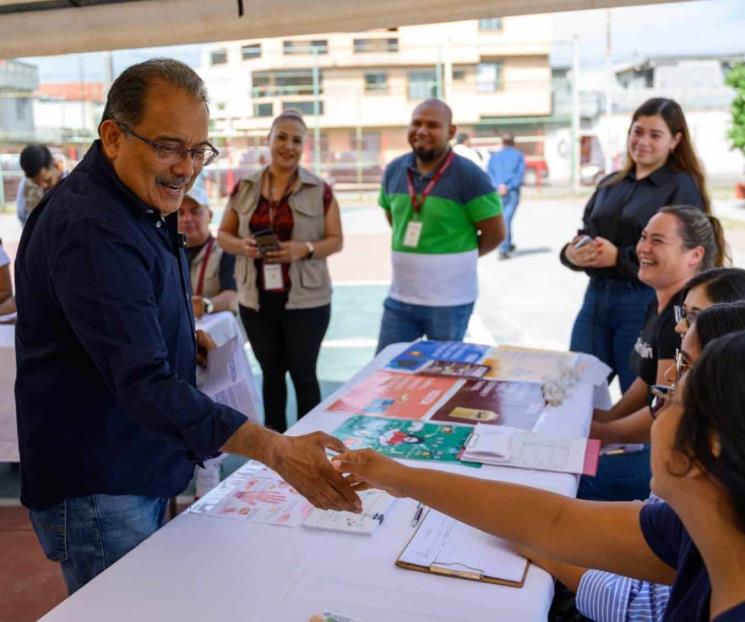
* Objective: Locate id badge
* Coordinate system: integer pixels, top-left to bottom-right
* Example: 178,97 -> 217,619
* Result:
403,220 -> 423,248
262,263 -> 283,290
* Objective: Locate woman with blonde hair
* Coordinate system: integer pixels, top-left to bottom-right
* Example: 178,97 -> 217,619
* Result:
218,110 -> 343,432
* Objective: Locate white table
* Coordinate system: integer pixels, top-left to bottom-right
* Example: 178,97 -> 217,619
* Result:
40,344 -> 605,622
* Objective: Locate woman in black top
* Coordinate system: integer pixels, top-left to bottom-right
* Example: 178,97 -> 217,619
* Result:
561,98 -> 709,392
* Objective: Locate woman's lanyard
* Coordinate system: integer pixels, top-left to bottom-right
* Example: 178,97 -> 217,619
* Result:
266,169 -> 299,229
406,150 -> 455,215
194,237 -> 215,297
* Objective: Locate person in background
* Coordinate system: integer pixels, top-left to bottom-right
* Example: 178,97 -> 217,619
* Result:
0,238 -> 15,317
375,99 -> 504,353
218,109 -> 343,433
452,132 -> 483,168
178,185 -> 237,317
334,331 -> 745,622
561,98 -> 709,393
17,145 -> 65,225
487,131 -> 525,260
579,205 -> 727,503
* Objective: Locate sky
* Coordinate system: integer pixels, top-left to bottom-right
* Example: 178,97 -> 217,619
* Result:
18,0 -> 745,83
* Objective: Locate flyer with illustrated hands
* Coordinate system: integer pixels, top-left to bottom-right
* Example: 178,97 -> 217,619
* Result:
333,415 -> 480,467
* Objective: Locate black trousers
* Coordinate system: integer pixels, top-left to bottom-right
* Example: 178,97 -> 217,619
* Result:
239,293 -> 331,433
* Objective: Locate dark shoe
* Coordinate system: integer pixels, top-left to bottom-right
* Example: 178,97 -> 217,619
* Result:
498,251 -> 511,260
509,243 -> 516,252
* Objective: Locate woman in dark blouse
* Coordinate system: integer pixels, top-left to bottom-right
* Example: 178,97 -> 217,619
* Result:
332,332 -> 745,622
561,98 -> 709,392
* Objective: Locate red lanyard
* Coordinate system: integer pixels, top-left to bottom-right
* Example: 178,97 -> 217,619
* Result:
266,169 -> 298,228
195,237 -> 215,297
406,150 -> 455,214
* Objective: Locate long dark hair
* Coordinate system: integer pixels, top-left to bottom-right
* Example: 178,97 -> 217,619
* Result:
658,205 -> 729,270
694,302 -> 745,349
606,98 -> 711,214
676,331 -> 745,532
681,267 -> 745,304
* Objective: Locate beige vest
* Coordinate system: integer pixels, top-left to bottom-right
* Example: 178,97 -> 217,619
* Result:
189,236 -> 225,299
230,166 -> 332,311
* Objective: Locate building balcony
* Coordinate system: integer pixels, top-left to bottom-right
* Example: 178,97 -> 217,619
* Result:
0,60 -> 38,92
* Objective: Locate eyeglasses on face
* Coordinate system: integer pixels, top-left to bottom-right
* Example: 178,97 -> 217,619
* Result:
673,348 -> 691,383
674,305 -> 697,328
649,383 -> 675,419
115,121 -> 219,167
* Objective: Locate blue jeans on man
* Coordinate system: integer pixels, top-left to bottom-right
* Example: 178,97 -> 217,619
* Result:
376,297 -> 474,354
499,189 -> 520,253
30,494 -> 168,594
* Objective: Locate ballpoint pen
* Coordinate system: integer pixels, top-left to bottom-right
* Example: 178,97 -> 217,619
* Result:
411,502 -> 424,527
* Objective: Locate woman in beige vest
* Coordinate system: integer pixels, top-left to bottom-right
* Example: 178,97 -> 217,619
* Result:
218,110 -> 343,432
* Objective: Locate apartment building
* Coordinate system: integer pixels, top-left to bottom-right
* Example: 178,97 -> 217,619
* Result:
200,16 -> 552,184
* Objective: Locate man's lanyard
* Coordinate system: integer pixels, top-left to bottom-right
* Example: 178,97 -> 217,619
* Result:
266,169 -> 298,229
195,237 -> 216,297
406,150 -> 455,215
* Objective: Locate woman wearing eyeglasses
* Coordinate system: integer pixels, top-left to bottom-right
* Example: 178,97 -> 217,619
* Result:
560,99 -> 709,394
672,267 -> 745,336
218,110 -> 343,433
333,332 -> 745,622
580,205 -> 727,503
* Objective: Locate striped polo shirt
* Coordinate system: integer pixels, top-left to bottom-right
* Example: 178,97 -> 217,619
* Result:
379,151 -> 501,306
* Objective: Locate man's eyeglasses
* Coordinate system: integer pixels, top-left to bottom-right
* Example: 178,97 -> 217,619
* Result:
116,122 -> 219,167
649,383 -> 674,419
674,305 -> 697,329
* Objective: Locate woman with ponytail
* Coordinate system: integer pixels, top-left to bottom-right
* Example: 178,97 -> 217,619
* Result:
561,98 -> 709,392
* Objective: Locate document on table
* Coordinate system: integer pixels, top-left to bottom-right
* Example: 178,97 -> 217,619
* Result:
303,489 -> 395,536
200,335 -> 261,423
482,345 -> 578,383
397,509 -> 528,587
460,424 -> 601,476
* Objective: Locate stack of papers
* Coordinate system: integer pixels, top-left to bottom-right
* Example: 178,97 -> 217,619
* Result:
460,424 -> 600,476
303,489 -> 395,536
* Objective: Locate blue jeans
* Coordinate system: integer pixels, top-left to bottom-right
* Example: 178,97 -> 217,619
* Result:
570,278 -> 654,392
376,297 -> 474,354
499,189 -> 520,252
577,445 -> 651,501
30,494 -> 168,595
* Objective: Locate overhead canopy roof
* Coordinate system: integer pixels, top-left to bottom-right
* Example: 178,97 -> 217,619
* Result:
0,0 -> 688,58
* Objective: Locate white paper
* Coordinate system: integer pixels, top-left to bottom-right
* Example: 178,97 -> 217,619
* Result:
263,263 -> 283,290
303,489 -> 395,536
461,423 -> 594,475
199,335 -> 260,423
399,509 -> 526,584
482,345 -> 578,383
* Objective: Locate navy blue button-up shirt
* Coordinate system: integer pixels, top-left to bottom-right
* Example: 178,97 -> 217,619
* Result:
15,141 -> 247,510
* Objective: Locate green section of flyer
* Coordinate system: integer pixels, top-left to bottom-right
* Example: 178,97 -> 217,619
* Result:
333,415 -> 480,468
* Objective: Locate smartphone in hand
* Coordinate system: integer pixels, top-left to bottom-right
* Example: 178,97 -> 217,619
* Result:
253,228 -> 280,256
574,234 -> 594,249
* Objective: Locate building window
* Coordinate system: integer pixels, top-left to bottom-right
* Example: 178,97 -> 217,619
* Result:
283,39 -> 328,55
242,44 -> 261,60
210,49 -> 228,65
476,62 -> 503,92
478,18 -> 503,31
15,98 -> 29,121
452,66 -> 468,82
252,69 -> 321,97
408,69 -> 437,100
353,38 -> 399,53
283,101 -> 323,116
253,102 -> 274,117
364,72 -> 389,94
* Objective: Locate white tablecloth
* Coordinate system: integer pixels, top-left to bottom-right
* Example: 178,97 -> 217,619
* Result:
40,345 -> 606,622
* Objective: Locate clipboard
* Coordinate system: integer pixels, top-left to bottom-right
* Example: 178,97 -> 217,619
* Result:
395,508 -> 529,588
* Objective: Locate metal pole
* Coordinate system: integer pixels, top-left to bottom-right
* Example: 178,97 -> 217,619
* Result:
605,9 -> 613,174
571,35 -> 581,194
311,48 -> 321,176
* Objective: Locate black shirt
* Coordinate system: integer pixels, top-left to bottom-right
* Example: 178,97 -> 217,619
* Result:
561,165 -> 704,280
185,236 -> 237,293
629,292 -> 682,386
14,141 -> 247,510
641,502 -> 745,622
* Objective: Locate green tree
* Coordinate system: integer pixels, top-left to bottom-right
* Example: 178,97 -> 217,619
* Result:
726,63 -> 745,156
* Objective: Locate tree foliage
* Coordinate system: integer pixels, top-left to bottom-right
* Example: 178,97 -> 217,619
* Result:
726,63 -> 745,156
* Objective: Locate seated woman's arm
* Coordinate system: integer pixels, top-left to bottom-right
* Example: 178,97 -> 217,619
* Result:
594,376 -> 650,423
334,451 -> 676,585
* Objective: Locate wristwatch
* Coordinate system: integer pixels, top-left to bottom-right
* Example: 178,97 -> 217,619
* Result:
305,241 -> 315,260
203,298 -> 214,314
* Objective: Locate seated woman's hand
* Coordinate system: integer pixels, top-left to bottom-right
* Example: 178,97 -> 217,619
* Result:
332,448 -> 409,498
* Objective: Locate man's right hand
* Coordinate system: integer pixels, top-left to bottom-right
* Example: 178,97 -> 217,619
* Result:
222,423 -> 362,513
